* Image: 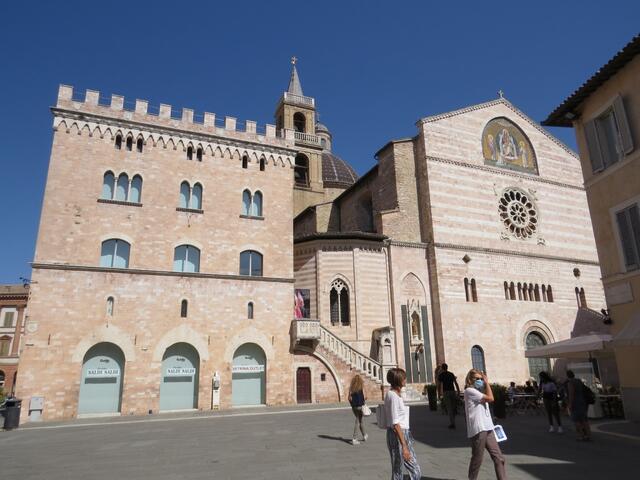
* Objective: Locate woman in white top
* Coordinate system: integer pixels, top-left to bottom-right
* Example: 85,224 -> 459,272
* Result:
384,368 -> 422,480
463,369 -> 507,480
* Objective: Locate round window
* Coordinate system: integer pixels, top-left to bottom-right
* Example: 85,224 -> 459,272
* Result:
498,188 -> 538,239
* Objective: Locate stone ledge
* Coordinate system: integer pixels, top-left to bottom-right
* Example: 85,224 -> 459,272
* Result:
97,199 -> 143,207
176,207 -> 204,214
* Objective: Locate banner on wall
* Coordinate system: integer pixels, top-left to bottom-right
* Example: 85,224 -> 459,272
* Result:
232,365 -> 265,374
294,289 -> 311,319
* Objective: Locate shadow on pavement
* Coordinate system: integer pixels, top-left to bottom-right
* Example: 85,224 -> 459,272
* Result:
408,404 -> 637,479
317,434 -> 352,444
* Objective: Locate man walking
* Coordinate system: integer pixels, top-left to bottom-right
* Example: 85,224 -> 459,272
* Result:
438,363 -> 461,429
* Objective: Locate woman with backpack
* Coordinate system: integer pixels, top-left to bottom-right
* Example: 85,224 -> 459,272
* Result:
539,371 -> 563,433
348,374 -> 368,445
566,370 -> 591,441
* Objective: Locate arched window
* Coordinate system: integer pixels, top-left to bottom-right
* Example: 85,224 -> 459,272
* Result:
293,112 -> 306,133
102,171 -> 115,199
509,282 -> 516,300
106,296 -> 114,316
130,175 -> 142,203
522,283 -> 529,301
547,285 -> 554,303
179,182 -> 190,209
464,278 -> 470,302
411,311 -> 422,341
173,245 -> 200,273
542,284 -> 547,302
329,279 -> 350,326
180,299 -> 188,318
471,345 -> 486,372
252,191 -> 263,217
528,283 -> 534,301
294,154 -> 309,187
242,189 -> 252,215
100,239 -> 130,268
504,281 -> 510,300
242,155 -> 248,169
259,158 -> 265,171
576,287 -> 587,308
517,282 -> 523,300
239,250 -> 262,276
115,173 -> 129,201
248,302 -> 254,319
136,137 -> 143,153
526,332 -> 551,379
471,279 -> 478,302
125,135 -> 133,151
190,183 -> 202,210
114,134 -> 122,150
187,145 -> 193,160
196,147 -> 203,162
534,284 -> 540,301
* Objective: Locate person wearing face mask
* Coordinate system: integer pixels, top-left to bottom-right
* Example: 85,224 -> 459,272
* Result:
463,369 -> 507,480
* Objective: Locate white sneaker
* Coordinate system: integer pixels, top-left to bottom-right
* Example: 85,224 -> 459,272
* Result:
351,439 -> 360,445
557,427 -> 564,434
549,426 -> 555,433
363,434 -> 369,442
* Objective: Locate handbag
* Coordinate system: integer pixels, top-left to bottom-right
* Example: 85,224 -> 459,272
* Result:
361,404 -> 372,416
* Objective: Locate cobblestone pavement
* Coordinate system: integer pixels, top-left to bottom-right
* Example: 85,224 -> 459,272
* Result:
1,403 -> 637,479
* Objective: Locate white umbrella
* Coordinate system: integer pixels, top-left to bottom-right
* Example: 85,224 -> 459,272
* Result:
524,333 -> 612,359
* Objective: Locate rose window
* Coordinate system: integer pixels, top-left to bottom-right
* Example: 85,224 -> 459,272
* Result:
498,188 -> 538,239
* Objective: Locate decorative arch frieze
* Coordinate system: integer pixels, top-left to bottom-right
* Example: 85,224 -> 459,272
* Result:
71,324 -> 136,363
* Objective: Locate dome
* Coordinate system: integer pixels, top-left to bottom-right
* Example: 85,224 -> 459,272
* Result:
315,122 -> 331,135
322,152 -> 358,188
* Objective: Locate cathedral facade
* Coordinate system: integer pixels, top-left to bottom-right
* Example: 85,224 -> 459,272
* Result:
17,63 -> 606,421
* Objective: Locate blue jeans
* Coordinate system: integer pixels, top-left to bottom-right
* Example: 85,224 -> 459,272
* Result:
386,428 -> 422,480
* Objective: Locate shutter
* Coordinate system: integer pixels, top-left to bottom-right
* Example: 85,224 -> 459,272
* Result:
616,210 -> 639,269
584,120 -> 604,173
613,95 -> 634,154
421,306 -> 434,382
629,205 -> 640,266
401,305 -> 413,383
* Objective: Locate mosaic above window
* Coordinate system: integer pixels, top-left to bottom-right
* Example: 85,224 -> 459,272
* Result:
482,117 -> 537,175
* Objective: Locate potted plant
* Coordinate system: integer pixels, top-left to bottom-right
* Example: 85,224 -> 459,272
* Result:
425,383 -> 438,411
490,383 -> 507,418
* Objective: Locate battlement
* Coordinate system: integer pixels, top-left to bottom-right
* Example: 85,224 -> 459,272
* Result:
55,85 -> 296,148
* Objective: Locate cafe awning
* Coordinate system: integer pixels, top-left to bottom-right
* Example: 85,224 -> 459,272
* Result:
612,313 -> 640,347
525,333 -> 612,358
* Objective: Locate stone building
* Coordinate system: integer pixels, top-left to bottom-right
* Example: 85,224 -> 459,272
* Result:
0,284 -> 28,395
292,95 -> 609,401
543,34 -> 640,419
17,60 -> 607,421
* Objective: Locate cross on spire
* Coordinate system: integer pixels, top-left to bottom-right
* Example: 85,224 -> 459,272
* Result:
498,89 -> 505,98
291,56 -> 297,66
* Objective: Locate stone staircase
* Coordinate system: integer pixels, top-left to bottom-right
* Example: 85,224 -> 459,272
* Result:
291,320 -> 389,402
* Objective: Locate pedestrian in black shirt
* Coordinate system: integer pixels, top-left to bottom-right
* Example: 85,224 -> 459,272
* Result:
437,363 -> 460,429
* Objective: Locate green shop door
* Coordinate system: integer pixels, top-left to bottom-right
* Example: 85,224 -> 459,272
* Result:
78,342 -> 125,415
159,343 -> 199,411
232,343 -> 266,406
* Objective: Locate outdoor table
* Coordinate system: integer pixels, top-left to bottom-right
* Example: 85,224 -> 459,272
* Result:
598,394 -> 624,418
511,394 -> 540,414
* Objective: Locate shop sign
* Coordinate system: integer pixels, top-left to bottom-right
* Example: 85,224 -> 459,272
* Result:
166,367 -> 196,376
232,365 -> 265,373
86,368 -> 120,378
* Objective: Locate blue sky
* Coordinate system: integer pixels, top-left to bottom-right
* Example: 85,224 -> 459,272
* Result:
0,1 -> 638,283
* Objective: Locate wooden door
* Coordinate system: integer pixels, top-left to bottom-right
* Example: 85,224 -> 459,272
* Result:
296,367 -> 311,403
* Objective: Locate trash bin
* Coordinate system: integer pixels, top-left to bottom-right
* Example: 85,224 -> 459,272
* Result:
2,398 -> 22,430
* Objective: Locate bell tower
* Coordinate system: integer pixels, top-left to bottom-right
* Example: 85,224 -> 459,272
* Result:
275,57 -> 325,215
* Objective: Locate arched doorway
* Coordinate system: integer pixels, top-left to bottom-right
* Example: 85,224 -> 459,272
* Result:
78,342 -> 125,415
526,332 -> 551,379
159,343 -> 199,411
232,343 -> 266,406
296,367 -> 311,403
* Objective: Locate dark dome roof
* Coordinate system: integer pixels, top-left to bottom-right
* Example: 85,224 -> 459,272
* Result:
322,152 -> 358,188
